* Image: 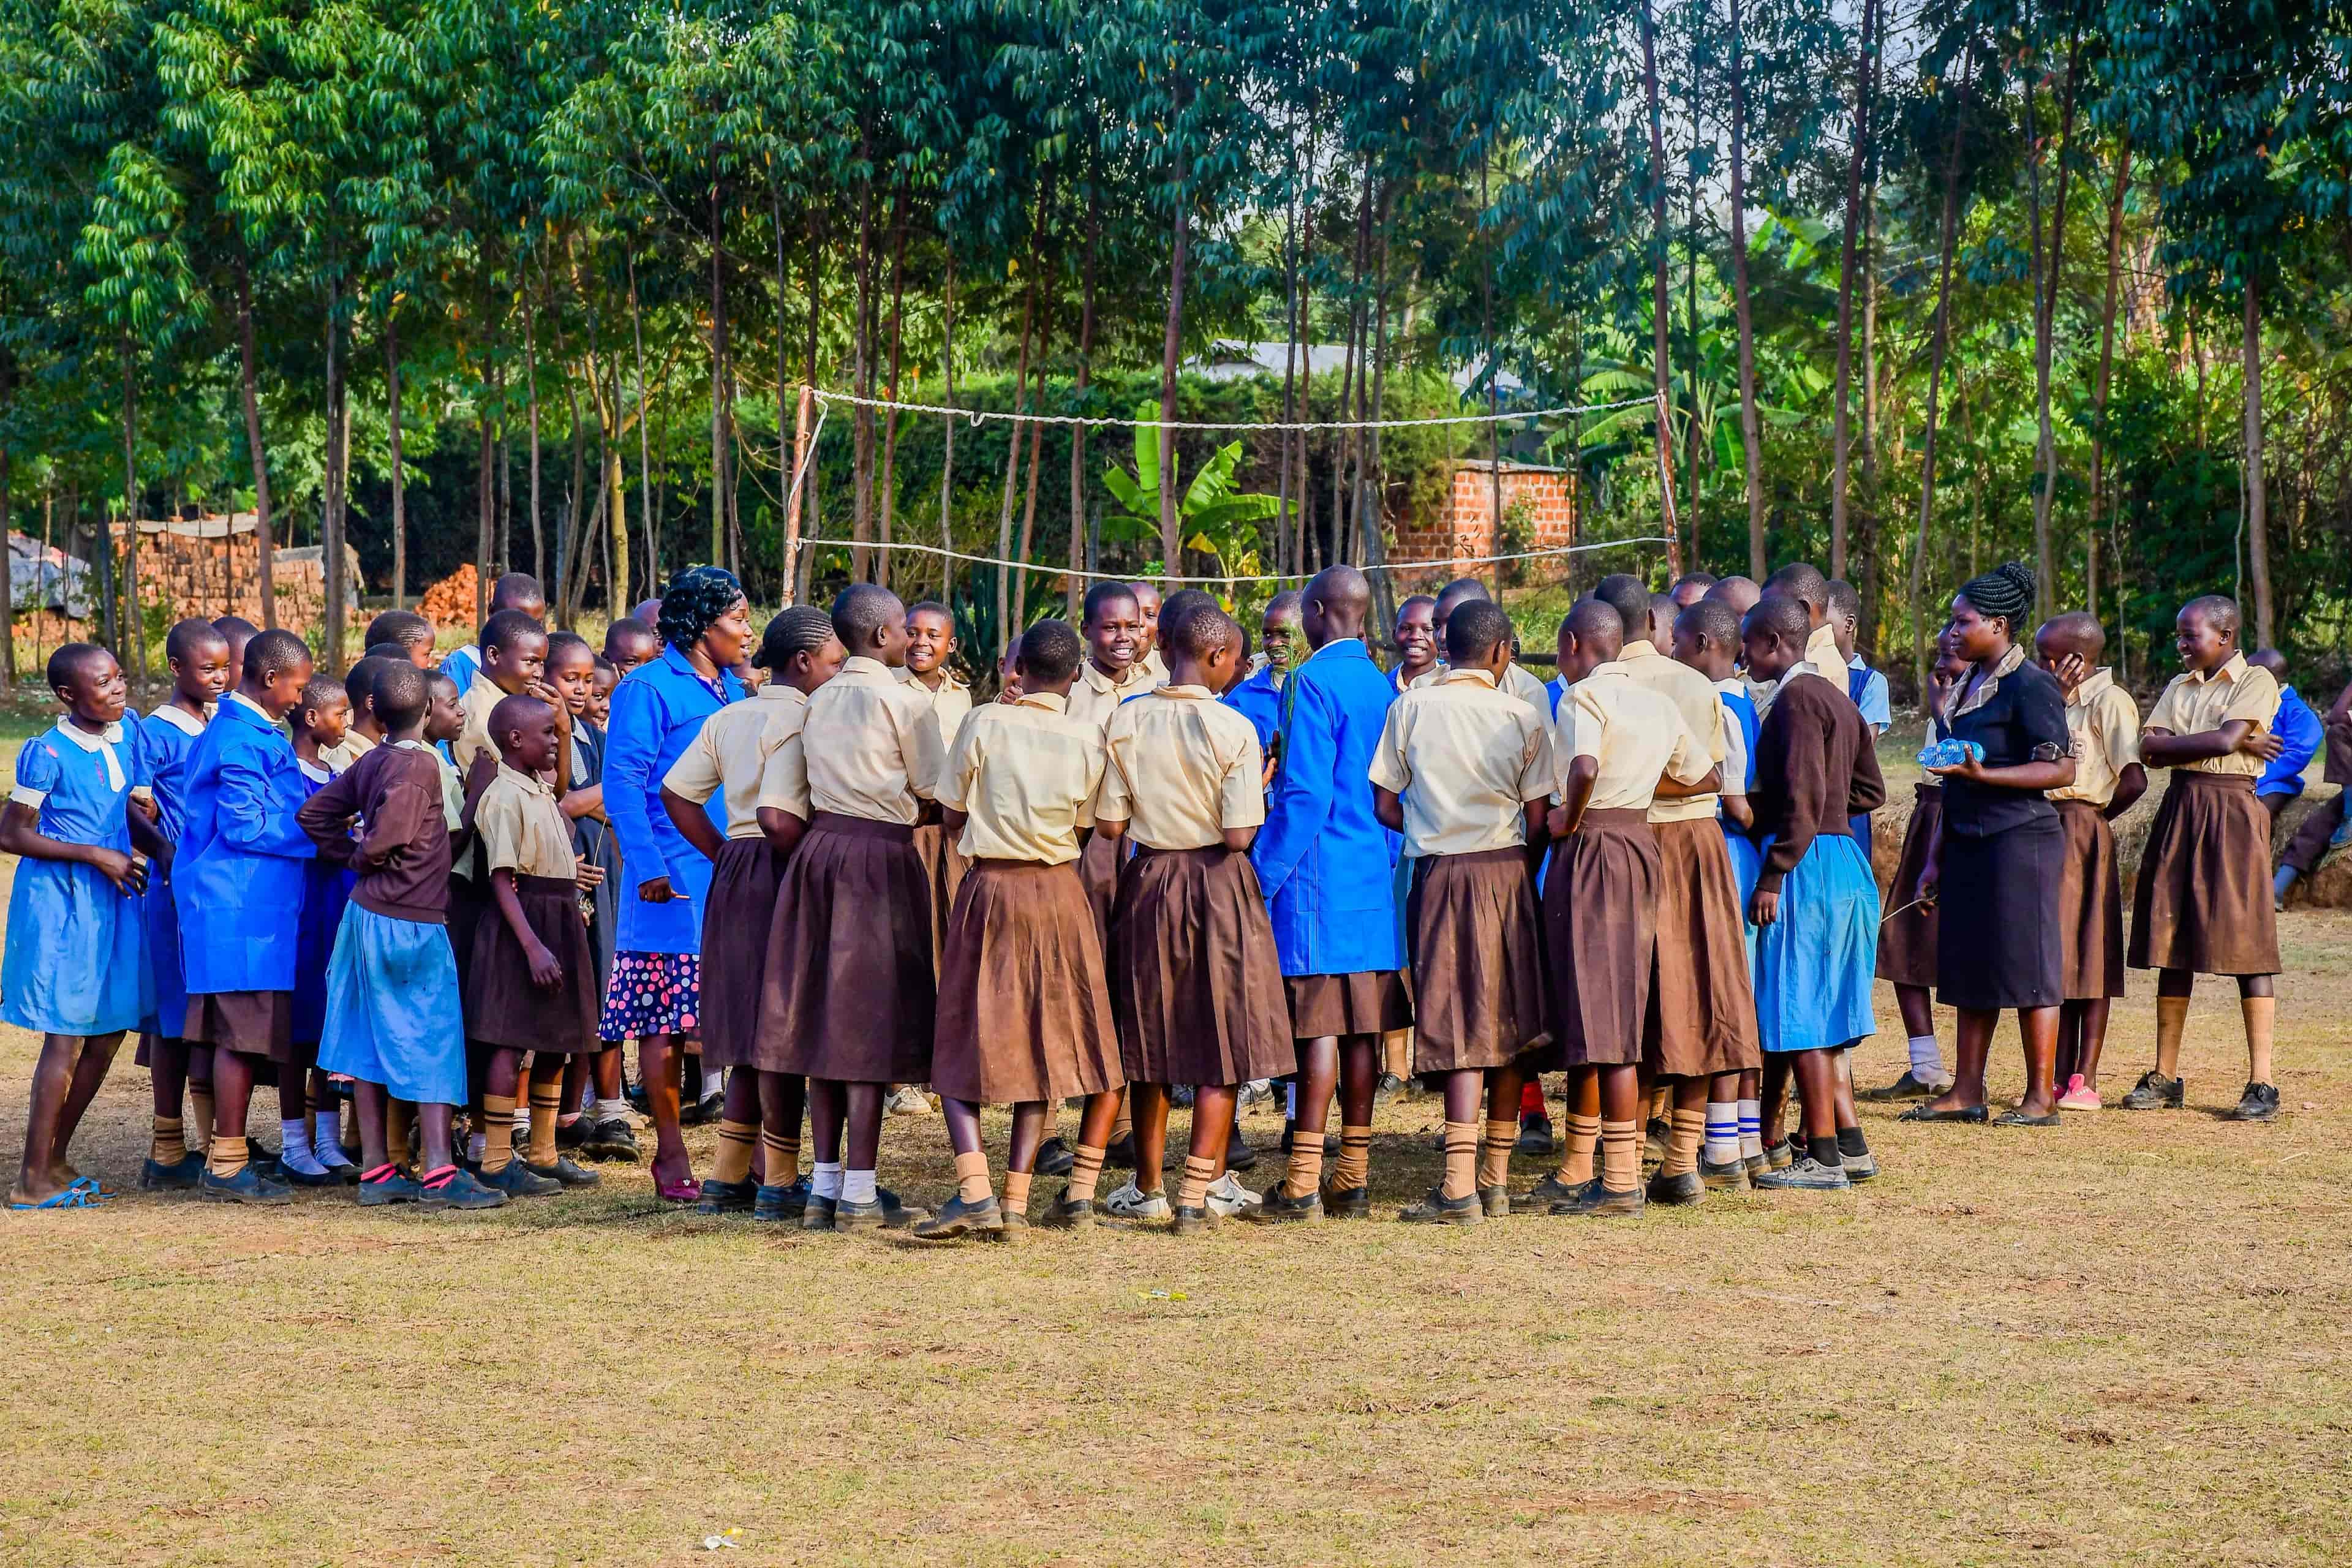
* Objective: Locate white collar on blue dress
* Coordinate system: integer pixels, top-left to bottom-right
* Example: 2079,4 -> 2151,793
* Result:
50,717 -> 127,791
146,701 -> 211,737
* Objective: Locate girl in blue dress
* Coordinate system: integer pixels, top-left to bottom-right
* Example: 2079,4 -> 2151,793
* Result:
4,644 -> 165,1208
127,619 -> 232,1190
290,675 -> 361,1184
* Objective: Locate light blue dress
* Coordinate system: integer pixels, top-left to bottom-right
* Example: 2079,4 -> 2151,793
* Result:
2,719 -> 153,1036
1752,832 -> 1880,1054
319,907 -> 467,1106
129,703 -> 207,1037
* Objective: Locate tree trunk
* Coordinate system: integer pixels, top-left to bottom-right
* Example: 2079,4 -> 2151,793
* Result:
994,265 -> 1040,644
1728,0 -> 1766,578
2242,281 -> 2272,647
1637,0 -> 1683,575
1682,26 -> 1703,530
879,211 -> 909,593
1014,308 -> 1049,627
1068,185 -> 1099,619
1858,34 -> 1885,654
236,259 -> 279,629
1279,111 -> 1303,576
320,292 -> 345,674
1828,0 -> 1877,579
1480,149 -> 1504,598
476,396 -> 494,627
712,186 -> 729,570
1159,126 -> 1191,575
119,338 -> 146,678
1911,54 -> 1971,698
524,301 -> 543,590
2087,134 -> 2132,619
940,249 -> 956,606
0,353 -> 13,688
2028,30 -> 2082,624
386,318 -> 407,610
1363,190 -> 1398,635
851,157 -> 876,579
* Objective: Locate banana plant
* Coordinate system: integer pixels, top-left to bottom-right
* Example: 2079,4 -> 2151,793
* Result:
1102,401 -> 1280,597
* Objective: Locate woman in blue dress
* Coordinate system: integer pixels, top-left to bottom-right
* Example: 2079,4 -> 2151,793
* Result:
4,644 -> 164,1208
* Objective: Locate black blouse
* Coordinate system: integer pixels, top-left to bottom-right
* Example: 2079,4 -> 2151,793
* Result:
1942,649 -> 2071,838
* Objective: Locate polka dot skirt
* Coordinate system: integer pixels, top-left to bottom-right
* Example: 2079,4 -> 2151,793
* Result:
597,951 -> 701,1039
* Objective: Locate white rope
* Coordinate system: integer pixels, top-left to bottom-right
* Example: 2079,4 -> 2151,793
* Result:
807,385 -> 1650,433
783,533 -> 1674,587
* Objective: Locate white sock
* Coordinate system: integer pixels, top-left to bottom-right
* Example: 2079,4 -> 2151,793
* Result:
280,1119 -> 326,1177
1737,1099 -> 1763,1161
842,1168 -> 878,1205
1704,1102 -> 1740,1166
513,1106 -> 530,1133
312,1108 -> 352,1166
811,1161 -> 843,1200
594,1098 -> 630,1122
1907,1034 -> 1945,1080
468,1130 -> 487,1163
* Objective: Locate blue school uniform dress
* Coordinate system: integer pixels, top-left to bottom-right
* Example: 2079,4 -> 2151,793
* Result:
1716,679 -> 1764,911
598,645 -> 742,1037
129,702 -> 209,1038
1223,662 -> 1285,754
1251,636 -> 1404,982
292,758 -> 356,1046
2,718 -> 153,1036
2257,685 -> 2324,803
176,692 -> 317,1036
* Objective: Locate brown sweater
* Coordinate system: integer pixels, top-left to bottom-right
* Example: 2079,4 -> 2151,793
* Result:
296,742 -> 453,924
1749,674 -> 1885,894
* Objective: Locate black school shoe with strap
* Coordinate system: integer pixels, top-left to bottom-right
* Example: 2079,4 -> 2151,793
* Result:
753,1176 -> 810,1222
358,1167 -> 423,1207
1034,1137 -> 1075,1177
418,1167 -> 507,1210
522,1155 -> 601,1189
1240,1185 -> 1321,1223
2229,1081 -> 2281,1121
1317,1178 -> 1371,1219
2120,1070 -> 2185,1111
1039,1191 -> 1096,1231
911,1192 -> 1003,1242
140,1152 -> 206,1191
695,1176 -> 758,1215
1397,1188 -> 1483,1226
582,1117 -> 640,1162
477,1160 -> 560,1197
1170,1204 -> 1218,1236
1645,1169 -> 1703,1207
199,1163 -> 293,1205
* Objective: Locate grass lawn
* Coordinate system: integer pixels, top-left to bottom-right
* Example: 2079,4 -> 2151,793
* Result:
2,741 -> 2349,1566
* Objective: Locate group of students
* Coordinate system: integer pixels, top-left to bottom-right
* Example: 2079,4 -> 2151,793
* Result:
1,552 -> 2305,1226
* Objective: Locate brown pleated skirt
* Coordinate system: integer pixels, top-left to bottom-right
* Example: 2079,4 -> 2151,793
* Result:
1541,809 -> 1659,1068
1404,847 -> 1551,1073
1874,784 -> 1942,988
1284,971 -> 1412,1039
1643,817 -> 1762,1077
1111,845 -> 1299,1086
910,819 -> 970,972
698,837 -> 783,1070
1077,830 -> 1120,944
2055,799 -> 2125,1000
932,859 -> 1123,1105
466,875 -> 600,1054
760,813 -> 936,1082
2128,771 -> 2280,976
184,990 -> 293,1064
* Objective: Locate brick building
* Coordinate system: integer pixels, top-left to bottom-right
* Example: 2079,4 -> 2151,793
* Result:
1389,459 -> 1578,589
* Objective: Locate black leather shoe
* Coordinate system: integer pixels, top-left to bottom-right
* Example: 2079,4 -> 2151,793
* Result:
1646,1169 -> 1703,1206
1035,1137 -> 1075,1176
1104,1131 -> 1138,1169
1317,1180 -> 1371,1219
199,1164 -> 292,1205
1170,1203 -> 1218,1235
753,1175 -> 811,1221
522,1155 -> 601,1189
800,1194 -> 838,1231
1397,1186 -> 1483,1226
1698,1153 -> 1750,1191
1238,1185 -> 1321,1223
696,1176 -> 758,1214
911,1192 -> 1003,1241
140,1152 -> 206,1191
477,1161 -> 560,1197
1039,1193 -> 1095,1231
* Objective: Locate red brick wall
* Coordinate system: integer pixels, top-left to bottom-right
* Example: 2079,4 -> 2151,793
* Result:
1391,461 -> 1578,589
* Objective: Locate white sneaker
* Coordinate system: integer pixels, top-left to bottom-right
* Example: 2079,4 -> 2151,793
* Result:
1205,1171 -> 1261,1216
884,1087 -> 935,1117
1103,1178 -> 1170,1219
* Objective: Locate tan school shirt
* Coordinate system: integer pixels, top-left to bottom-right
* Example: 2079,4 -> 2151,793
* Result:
791,655 -> 944,824
2048,666 -> 2144,806
1556,662 -> 1713,813
453,668 -> 507,780
475,762 -> 579,880
896,666 -> 975,756
1615,639 -> 1728,824
1095,684 -> 1267,851
2143,650 -> 2280,777
1368,668 -> 1553,858
1752,622 -> 1846,720
1065,655 -> 1162,734
663,683 -> 806,840
938,691 -> 1106,866
1408,659 -> 1552,711
1140,647 -> 1170,685
320,729 -> 377,774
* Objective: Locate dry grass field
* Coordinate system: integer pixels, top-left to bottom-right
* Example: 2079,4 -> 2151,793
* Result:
2,726 -> 2350,1566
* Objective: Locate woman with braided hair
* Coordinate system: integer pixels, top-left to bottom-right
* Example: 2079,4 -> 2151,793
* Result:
1903,562 -> 2078,1128
600,567 -> 752,1200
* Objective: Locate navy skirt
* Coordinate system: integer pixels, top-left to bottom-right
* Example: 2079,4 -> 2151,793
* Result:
1937,815 -> 2064,1012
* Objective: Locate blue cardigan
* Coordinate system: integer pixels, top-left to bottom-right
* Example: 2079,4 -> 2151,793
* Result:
603,644 -> 744,955
175,695 -> 317,995
1250,637 -> 1403,977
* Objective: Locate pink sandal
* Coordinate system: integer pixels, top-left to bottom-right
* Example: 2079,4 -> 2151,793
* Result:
654,1172 -> 699,1204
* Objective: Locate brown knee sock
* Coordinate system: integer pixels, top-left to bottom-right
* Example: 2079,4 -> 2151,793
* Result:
151,1115 -> 187,1166
1441,1120 -> 1477,1200
710,1118 -> 757,1185
1001,1168 -> 1033,1216
1283,1125 -> 1324,1199
1599,1118 -> 1638,1192
526,1080 -> 564,1167
1066,1144 -> 1108,1204
2242,995 -> 2277,1085
2154,995 -> 2190,1079
208,1133 -> 249,1181
386,1098 -> 415,1166
761,1127 -> 800,1187
1176,1153 -> 1216,1210
1555,1112 -> 1600,1186
1332,1124 -> 1371,1191
953,1149 -> 991,1204
480,1093 -> 518,1174
1111,1104 -> 1133,1142
189,1084 -> 216,1152
1660,1107 -> 1705,1178
1478,1118 -> 1515,1191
